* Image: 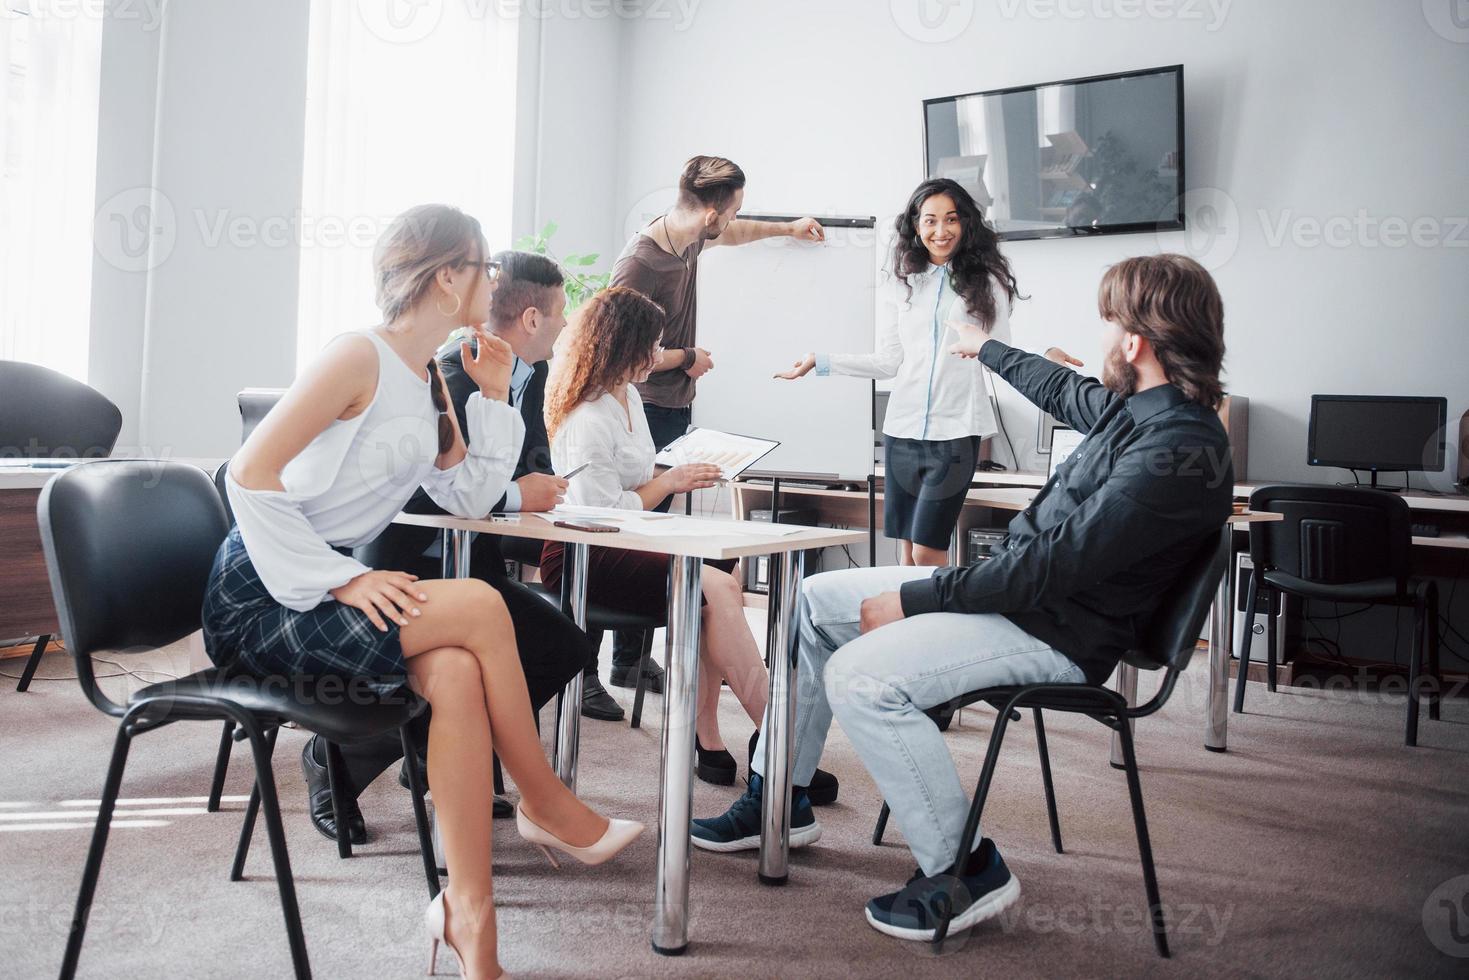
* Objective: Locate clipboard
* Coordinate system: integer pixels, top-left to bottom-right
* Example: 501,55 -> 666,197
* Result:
654,427 -> 781,481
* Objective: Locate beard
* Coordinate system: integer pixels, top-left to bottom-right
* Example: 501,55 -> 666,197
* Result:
1102,343 -> 1138,398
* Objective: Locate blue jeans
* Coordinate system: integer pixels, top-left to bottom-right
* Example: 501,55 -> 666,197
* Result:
753,565 -> 1085,876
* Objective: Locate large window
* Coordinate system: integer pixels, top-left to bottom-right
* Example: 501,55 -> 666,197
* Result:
0,1 -> 103,381
295,1 -> 518,369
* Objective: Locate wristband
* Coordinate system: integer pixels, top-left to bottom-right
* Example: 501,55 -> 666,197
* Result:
681,347 -> 698,370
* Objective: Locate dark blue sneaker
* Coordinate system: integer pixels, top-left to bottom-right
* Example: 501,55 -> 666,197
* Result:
864,839 -> 1021,941
690,772 -> 821,853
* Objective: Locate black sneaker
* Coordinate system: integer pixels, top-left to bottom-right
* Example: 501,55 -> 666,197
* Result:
746,730 -> 840,806
690,772 -> 821,853
864,839 -> 1021,942
610,658 -> 665,694
580,673 -> 625,722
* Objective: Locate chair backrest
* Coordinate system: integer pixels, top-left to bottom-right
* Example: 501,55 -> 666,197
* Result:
238,388 -> 286,443
1247,484 -> 1410,588
0,360 -> 123,459
214,458 -> 235,525
1125,531 -> 1227,674
37,460 -> 229,717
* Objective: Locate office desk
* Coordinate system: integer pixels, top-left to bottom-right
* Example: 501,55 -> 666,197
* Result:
393,509 -> 864,956
0,467 -> 64,667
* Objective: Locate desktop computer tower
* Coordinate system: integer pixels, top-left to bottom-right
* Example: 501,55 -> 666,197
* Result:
966,528 -> 1008,566
1233,553 -> 1288,661
744,507 -> 821,594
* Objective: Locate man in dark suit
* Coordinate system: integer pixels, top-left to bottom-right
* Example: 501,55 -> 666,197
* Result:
299,251 -> 602,844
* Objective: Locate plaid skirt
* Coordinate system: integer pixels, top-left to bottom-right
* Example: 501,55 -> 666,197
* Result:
201,527 -> 408,695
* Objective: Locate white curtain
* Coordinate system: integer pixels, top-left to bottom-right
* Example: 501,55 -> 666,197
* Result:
295,1 -> 519,370
0,2 -> 103,381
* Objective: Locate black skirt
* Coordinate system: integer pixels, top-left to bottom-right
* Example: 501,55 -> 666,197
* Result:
201,527 -> 408,695
882,435 -> 982,550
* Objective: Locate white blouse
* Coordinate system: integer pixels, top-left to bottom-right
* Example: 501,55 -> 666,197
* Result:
550,385 -> 656,511
227,330 -> 524,611
815,264 -> 1012,442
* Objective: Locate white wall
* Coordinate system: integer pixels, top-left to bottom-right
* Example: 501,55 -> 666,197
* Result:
613,0 -> 1469,489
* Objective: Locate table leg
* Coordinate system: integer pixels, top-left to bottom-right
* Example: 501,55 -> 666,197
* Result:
758,550 -> 804,885
552,542 -> 589,790
441,528 -> 472,579
652,555 -> 702,956
1109,664 -> 1139,769
1205,524 -> 1235,752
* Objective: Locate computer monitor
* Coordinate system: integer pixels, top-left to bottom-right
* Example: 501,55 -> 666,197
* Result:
1307,395 -> 1448,485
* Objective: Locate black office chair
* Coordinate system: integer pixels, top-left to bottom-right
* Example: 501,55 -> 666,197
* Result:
870,533 -> 1226,955
1232,484 -> 1441,746
3,360 -> 124,692
523,576 -> 665,728
38,460 -> 438,980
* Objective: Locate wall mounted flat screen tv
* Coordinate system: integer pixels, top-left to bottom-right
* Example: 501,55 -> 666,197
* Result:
924,65 -> 1184,242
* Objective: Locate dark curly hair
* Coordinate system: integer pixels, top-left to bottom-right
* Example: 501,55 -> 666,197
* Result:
544,286 -> 666,440
892,178 -> 1022,328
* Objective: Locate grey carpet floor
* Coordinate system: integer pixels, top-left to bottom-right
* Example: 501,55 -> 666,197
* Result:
3,628 -> 1467,979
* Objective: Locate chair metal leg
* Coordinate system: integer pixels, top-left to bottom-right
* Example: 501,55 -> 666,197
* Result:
230,726 -> 279,882
871,802 -> 891,846
1265,590 -> 1278,693
492,753 -> 505,796
1406,598 -> 1425,747
1427,585 -> 1442,722
1116,716 -> 1170,958
1033,708 -> 1063,854
1233,584 -> 1259,714
240,720 -> 312,979
58,723 -> 132,980
14,633 -> 50,692
933,696 -> 1018,948
207,721 -> 236,812
630,629 -> 653,730
400,725 -> 441,899
324,741 -> 353,859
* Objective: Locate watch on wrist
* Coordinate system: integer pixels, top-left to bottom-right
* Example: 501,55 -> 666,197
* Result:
681,347 -> 697,370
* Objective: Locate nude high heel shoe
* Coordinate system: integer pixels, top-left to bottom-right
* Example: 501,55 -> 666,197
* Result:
424,889 -> 465,976
515,805 -> 643,869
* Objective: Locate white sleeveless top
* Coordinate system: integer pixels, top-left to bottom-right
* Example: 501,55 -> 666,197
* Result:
227,330 -> 523,611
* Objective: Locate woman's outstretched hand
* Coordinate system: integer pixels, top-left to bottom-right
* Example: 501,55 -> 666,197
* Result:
1044,347 -> 1085,368
946,320 -> 993,359
774,354 -> 817,380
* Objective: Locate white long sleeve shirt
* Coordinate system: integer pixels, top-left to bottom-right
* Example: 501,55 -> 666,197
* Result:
815,264 -> 1011,442
227,330 -> 524,611
550,385 -> 656,511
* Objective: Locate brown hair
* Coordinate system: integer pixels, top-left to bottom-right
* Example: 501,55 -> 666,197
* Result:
677,155 -> 746,211
544,286 -> 666,440
1098,254 -> 1226,409
373,204 -> 485,453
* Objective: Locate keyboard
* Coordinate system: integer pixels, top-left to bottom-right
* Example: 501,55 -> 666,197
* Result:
1411,523 -> 1441,538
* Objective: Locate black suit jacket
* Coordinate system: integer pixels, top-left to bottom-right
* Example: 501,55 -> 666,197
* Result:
355,342 -> 551,577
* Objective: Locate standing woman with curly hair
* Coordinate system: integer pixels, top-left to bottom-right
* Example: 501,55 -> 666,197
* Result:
775,178 -> 1023,567
206,205 -> 641,979
543,287 -> 837,804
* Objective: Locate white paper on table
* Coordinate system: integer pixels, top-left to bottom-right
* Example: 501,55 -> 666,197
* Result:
521,505 -> 806,539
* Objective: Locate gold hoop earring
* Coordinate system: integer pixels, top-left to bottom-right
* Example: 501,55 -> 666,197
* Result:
436,293 -> 463,319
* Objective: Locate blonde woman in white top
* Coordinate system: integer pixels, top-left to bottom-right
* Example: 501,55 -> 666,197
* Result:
543,286 -> 839,797
777,178 -> 1023,567
203,205 -> 641,980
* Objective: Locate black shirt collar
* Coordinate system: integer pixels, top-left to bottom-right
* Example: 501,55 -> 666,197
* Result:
1125,383 -> 1190,424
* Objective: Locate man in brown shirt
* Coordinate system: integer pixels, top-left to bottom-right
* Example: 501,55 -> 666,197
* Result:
593,155 -> 824,711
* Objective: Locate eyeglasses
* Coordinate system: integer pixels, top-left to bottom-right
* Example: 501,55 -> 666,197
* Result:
463,259 -> 502,281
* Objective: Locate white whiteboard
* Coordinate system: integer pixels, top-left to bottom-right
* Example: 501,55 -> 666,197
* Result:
694,218 -> 877,481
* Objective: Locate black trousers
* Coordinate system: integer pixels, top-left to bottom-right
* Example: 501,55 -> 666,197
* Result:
604,402 -> 692,670
333,539 -> 594,795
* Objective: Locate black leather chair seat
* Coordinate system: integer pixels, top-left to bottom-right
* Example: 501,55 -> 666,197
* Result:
129,668 -> 425,745
525,582 -> 664,631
